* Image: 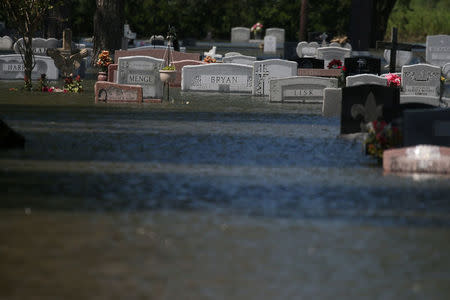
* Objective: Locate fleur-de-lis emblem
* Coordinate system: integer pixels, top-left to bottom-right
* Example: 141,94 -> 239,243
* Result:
351,92 -> 383,131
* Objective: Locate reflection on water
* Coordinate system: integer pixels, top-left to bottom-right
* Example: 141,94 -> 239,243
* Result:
1,81 -> 450,299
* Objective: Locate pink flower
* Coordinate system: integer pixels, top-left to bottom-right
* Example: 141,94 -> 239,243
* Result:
386,73 -> 401,87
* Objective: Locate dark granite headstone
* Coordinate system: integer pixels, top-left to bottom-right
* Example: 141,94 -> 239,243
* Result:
402,108 -> 450,147
290,57 -> 324,69
340,85 -> 400,134
284,42 -> 299,61
344,56 -> 381,76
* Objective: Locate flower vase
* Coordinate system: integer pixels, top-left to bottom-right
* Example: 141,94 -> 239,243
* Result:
97,71 -> 107,81
254,31 -> 262,40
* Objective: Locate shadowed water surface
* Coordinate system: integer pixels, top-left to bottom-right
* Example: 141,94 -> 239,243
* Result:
1,81 -> 449,299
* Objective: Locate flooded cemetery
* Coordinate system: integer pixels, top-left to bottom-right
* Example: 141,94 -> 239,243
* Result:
1,1 -> 450,299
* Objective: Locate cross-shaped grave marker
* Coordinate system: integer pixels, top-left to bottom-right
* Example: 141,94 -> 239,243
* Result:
376,27 -> 425,73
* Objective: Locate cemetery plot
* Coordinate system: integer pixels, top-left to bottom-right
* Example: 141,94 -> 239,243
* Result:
401,63 -> 441,106
346,74 -> 387,87
426,35 -> 450,67
0,54 -> 58,80
340,85 -> 400,134
253,59 -> 297,96
269,76 -> 338,103
181,63 -> 253,93
95,81 -> 143,103
117,56 -> 164,99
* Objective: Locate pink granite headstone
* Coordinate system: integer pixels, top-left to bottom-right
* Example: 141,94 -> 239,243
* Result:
95,81 -> 143,103
383,145 -> 450,174
108,64 -> 118,82
298,68 -> 342,78
171,60 -> 206,87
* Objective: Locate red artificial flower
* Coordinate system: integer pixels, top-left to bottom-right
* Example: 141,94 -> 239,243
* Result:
75,75 -> 81,82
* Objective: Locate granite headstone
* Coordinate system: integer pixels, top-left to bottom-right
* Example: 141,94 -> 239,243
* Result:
269,76 -> 338,103
253,59 -> 297,96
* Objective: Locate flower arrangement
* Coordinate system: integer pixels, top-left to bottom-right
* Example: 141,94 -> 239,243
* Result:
161,64 -> 176,71
327,59 -> 346,86
385,73 -> 401,87
64,75 -> 83,93
37,73 -> 49,92
96,50 -> 113,72
251,22 -> 263,33
364,120 -> 402,161
203,56 -> 216,63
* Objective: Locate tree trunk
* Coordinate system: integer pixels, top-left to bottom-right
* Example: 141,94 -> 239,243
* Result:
22,35 -> 34,90
93,0 -> 124,63
299,0 -> 308,41
370,0 -> 397,47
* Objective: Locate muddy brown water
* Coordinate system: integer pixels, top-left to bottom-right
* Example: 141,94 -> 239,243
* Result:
1,80 -> 449,299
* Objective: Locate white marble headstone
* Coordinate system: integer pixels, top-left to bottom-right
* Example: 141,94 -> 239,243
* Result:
346,74 -> 388,87
270,76 -> 338,103
443,63 -> 450,79
0,54 -> 58,80
264,36 -> 277,54
231,27 -> 250,43
317,47 -> 351,68
296,42 -> 319,58
224,52 -> 242,57
222,55 -> 256,65
383,49 -> 413,69
401,63 -> 441,106
426,35 -> 450,67
265,28 -> 285,44
253,59 -> 297,96
181,63 -> 253,93
0,36 -> 13,51
117,56 -> 164,99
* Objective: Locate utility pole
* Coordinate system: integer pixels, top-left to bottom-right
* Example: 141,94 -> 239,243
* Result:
299,0 -> 308,41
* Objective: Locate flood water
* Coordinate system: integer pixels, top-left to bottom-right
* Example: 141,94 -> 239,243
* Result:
1,80 -> 450,299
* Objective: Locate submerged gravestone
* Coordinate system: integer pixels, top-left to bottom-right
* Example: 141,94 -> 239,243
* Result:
95,81 -> 143,103
383,49 -> 413,69
0,54 -> 58,80
346,74 -> 387,87
426,35 -> 450,67
317,47 -> 351,68
222,55 -> 256,65
264,36 -> 277,54
293,57 -> 324,69
344,56 -> 381,76
402,108 -> 450,147
401,63 -> 441,106
117,56 -> 164,99
13,37 -> 59,55
181,63 -> 253,93
340,84 -> 400,134
265,28 -> 285,44
0,36 -> 13,51
253,59 -> 297,96
269,76 -> 338,103
231,27 -> 250,43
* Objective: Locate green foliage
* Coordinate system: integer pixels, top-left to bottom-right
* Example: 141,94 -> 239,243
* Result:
386,0 -> 450,42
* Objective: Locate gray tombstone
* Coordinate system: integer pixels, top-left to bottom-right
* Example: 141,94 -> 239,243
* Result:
322,88 -> 343,117
383,49 -> 413,69
224,52 -> 242,57
13,37 -> 59,55
403,108 -> 450,147
222,55 -> 256,65
181,63 -> 253,93
265,28 -> 285,44
296,42 -> 319,58
0,54 -> 58,80
317,47 -> 351,68
263,36 -> 277,54
269,76 -> 338,103
346,74 -> 388,87
231,27 -> 250,43
401,63 -> 441,106
253,59 -> 297,96
0,36 -> 13,51
426,35 -> 450,67
443,63 -> 450,79
117,56 -> 164,99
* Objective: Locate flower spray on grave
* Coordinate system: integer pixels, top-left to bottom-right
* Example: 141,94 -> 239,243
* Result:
96,50 -> 113,81
327,59 -> 346,87
203,56 -> 217,63
251,22 -> 263,39
364,120 -> 402,163
385,73 -> 401,87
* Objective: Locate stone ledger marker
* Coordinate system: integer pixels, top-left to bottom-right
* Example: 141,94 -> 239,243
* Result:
117,56 -> 164,99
